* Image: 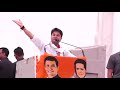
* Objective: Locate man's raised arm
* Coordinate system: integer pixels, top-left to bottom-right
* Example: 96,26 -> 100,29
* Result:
12,19 -> 34,39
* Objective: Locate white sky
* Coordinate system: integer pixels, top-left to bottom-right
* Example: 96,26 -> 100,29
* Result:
0,12 -> 98,62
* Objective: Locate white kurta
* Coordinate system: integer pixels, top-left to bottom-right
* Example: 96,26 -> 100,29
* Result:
15,56 -> 36,78
31,36 -> 75,57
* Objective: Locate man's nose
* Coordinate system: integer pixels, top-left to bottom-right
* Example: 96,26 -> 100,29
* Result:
49,67 -> 53,70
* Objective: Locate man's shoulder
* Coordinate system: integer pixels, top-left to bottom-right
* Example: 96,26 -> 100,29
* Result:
110,52 -> 120,58
0,58 -> 13,66
2,58 -> 10,62
112,52 -> 120,56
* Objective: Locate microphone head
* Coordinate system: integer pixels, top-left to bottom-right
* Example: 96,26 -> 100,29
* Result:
55,39 -> 59,42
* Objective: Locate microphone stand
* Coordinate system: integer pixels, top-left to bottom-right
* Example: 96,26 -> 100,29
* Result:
60,41 -> 85,57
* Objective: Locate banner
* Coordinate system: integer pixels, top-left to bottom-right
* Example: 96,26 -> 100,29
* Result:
36,53 -> 86,78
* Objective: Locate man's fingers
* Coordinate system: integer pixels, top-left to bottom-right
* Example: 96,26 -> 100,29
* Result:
12,20 -> 18,24
12,19 -> 23,27
12,20 -> 15,22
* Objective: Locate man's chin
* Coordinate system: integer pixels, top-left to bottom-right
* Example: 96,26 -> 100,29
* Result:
78,75 -> 85,78
48,74 -> 56,78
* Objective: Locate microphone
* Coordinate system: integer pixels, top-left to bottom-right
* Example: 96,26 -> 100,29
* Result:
55,39 -> 59,42
60,41 -> 85,57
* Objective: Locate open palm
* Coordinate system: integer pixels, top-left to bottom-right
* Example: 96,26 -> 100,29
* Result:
12,19 -> 23,28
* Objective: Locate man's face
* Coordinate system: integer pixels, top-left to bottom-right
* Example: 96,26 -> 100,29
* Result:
0,49 -> 4,60
76,63 -> 86,78
51,31 -> 62,45
45,60 -> 58,78
14,54 -> 18,60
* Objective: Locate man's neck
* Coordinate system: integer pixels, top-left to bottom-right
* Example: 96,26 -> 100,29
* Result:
48,74 -> 57,78
1,57 -> 7,60
53,43 -> 60,48
17,57 -> 24,61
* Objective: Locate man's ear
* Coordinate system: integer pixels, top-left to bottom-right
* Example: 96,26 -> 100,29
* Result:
3,52 -> 6,56
57,66 -> 59,70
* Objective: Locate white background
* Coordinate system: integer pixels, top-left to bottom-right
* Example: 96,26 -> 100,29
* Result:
0,12 -> 98,62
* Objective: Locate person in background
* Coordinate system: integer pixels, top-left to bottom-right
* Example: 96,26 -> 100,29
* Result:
14,47 -> 24,63
13,47 -> 24,78
0,47 -> 14,78
107,52 -> 120,78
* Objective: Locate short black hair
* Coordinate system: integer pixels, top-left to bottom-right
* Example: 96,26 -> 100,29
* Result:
51,28 -> 63,37
74,59 -> 86,70
14,47 -> 24,56
0,47 -> 9,57
44,56 -> 58,67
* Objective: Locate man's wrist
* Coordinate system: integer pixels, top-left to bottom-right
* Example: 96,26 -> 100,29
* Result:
20,26 -> 25,30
